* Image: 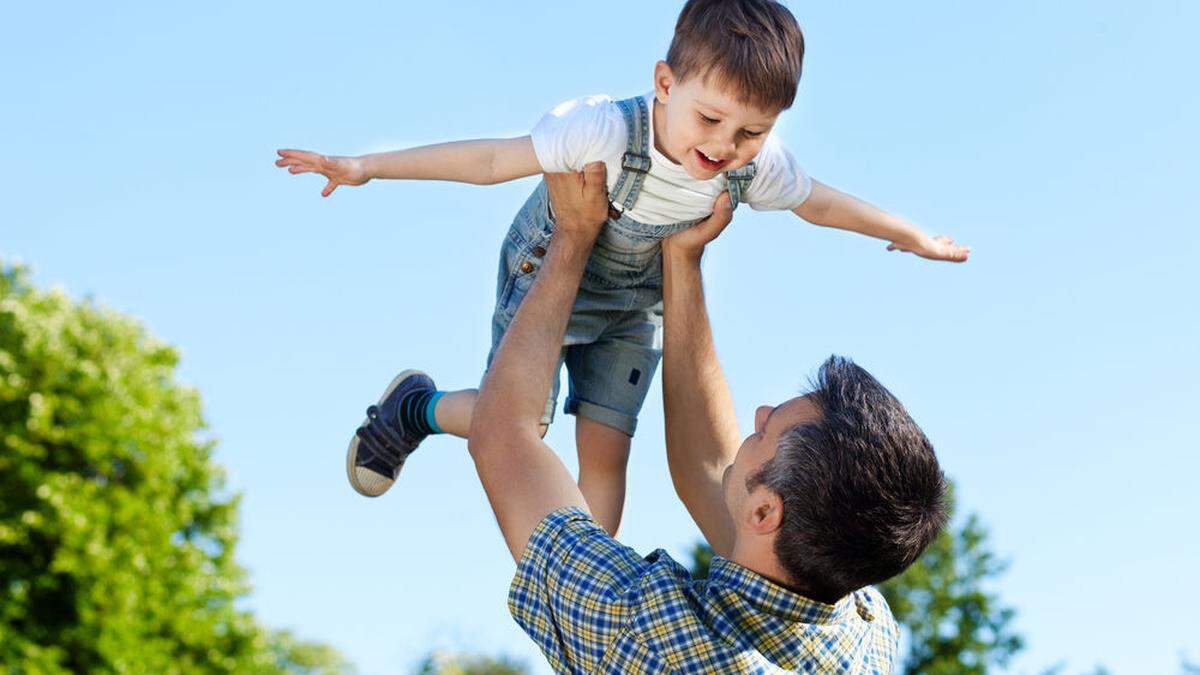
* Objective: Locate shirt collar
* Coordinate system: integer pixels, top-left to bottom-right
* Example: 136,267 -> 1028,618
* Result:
708,556 -> 853,625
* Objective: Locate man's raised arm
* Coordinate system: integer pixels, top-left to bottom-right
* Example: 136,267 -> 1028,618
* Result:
660,193 -> 742,557
468,163 -> 610,561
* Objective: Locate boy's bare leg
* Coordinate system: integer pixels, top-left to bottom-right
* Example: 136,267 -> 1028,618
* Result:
433,388 -> 547,438
432,389 -> 477,438
575,417 -> 631,536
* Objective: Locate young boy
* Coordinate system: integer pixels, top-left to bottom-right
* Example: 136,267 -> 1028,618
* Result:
275,0 -> 969,535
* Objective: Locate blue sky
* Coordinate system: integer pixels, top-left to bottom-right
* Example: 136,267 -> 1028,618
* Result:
4,1 -> 1198,673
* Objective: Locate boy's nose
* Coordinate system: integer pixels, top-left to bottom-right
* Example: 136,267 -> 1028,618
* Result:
717,138 -> 738,160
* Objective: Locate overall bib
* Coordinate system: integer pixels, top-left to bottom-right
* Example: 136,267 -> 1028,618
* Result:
488,95 -> 756,435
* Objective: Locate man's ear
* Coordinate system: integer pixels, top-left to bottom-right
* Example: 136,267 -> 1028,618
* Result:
746,487 -> 783,536
653,61 -> 675,104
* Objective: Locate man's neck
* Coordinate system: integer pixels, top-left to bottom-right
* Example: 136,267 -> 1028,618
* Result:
728,539 -> 794,589
728,540 -> 835,604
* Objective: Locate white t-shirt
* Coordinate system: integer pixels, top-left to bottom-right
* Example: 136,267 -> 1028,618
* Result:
530,93 -> 812,225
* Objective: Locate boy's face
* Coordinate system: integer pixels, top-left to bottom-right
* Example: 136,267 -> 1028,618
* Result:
653,61 -> 782,180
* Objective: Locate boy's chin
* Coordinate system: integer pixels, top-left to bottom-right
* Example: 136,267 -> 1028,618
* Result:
681,160 -> 725,180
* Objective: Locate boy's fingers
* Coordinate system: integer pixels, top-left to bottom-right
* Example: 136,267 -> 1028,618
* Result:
321,180 -> 337,197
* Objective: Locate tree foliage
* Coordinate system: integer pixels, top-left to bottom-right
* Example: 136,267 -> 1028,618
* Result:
878,492 -> 1022,674
414,651 -> 529,675
0,263 -> 350,673
689,483 -> 1022,674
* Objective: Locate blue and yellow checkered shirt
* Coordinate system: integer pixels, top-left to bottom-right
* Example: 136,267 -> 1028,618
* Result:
509,508 -> 899,674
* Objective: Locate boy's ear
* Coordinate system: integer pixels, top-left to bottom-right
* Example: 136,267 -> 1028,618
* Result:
653,60 -> 675,104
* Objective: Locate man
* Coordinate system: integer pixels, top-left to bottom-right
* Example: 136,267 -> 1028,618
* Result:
367,165 -> 948,672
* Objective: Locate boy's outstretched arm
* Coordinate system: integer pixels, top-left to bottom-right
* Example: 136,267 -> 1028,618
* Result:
468,163 -> 610,562
275,136 -> 541,197
793,179 -> 971,262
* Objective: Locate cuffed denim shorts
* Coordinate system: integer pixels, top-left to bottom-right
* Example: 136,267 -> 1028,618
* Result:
487,182 -> 674,436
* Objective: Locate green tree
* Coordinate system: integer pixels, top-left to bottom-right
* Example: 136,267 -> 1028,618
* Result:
0,263 -> 351,674
688,484 -> 1022,674
878,488 -> 1022,674
414,651 -> 529,675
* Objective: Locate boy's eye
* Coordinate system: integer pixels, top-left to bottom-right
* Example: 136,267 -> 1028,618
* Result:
741,129 -> 764,138
698,113 -> 719,125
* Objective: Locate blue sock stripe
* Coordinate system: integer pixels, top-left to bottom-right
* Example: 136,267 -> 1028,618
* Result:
425,391 -> 445,435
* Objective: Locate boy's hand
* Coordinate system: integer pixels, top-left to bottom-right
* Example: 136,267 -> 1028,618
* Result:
662,192 -> 734,261
544,162 -> 609,242
275,149 -> 370,197
887,234 -> 971,263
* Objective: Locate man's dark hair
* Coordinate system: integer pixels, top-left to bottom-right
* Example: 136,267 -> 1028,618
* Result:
666,0 -> 805,112
748,356 -> 948,604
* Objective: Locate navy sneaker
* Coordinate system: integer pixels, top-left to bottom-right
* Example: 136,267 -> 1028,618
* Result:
346,369 -> 436,497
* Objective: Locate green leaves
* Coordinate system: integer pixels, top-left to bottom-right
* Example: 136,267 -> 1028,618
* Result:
0,261 -> 350,674
878,496 -> 1023,675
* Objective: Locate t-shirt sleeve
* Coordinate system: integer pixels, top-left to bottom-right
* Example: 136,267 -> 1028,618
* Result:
529,95 -> 627,173
744,135 -> 813,211
508,507 -> 649,672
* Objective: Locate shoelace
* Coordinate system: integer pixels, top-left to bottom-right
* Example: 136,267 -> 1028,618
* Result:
355,405 -> 409,465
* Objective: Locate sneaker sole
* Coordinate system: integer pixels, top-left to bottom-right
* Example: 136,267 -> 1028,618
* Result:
345,369 -> 428,497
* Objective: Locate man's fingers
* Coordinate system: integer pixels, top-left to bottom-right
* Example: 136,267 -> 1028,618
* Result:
708,192 -> 733,226
582,161 -> 607,197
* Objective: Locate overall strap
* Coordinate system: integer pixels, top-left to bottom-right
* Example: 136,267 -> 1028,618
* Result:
725,161 -> 757,210
610,96 -> 652,212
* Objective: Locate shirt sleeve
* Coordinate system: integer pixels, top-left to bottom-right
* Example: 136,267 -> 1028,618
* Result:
508,507 -> 649,672
529,95 -> 628,173
744,134 -> 813,211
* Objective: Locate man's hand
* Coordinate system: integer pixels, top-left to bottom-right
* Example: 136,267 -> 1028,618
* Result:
887,233 -> 972,262
662,192 -> 734,262
275,149 -> 370,197
544,162 -> 610,243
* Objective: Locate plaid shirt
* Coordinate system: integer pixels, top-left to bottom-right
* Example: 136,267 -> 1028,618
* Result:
509,508 -> 898,674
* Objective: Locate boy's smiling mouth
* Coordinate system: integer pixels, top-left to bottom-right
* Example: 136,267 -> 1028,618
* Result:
694,148 -> 729,172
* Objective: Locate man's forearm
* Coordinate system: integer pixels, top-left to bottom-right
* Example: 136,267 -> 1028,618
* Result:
476,230 -> 592,430
467,166 -> 608,562
661,245 -> 741,556
469,225 -> 596,561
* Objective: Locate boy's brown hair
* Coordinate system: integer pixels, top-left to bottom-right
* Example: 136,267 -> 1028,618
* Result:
666,0 -> 805,112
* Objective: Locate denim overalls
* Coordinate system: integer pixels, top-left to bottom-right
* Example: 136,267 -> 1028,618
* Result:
488,95 -> 756,435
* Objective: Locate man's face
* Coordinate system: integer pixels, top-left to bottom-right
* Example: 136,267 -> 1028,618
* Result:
653,62 -> 781,180
723,395 -> 820,517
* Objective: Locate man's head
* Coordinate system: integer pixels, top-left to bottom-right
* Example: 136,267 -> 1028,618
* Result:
722,356 -> 948,604
653,0 -> 805,180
